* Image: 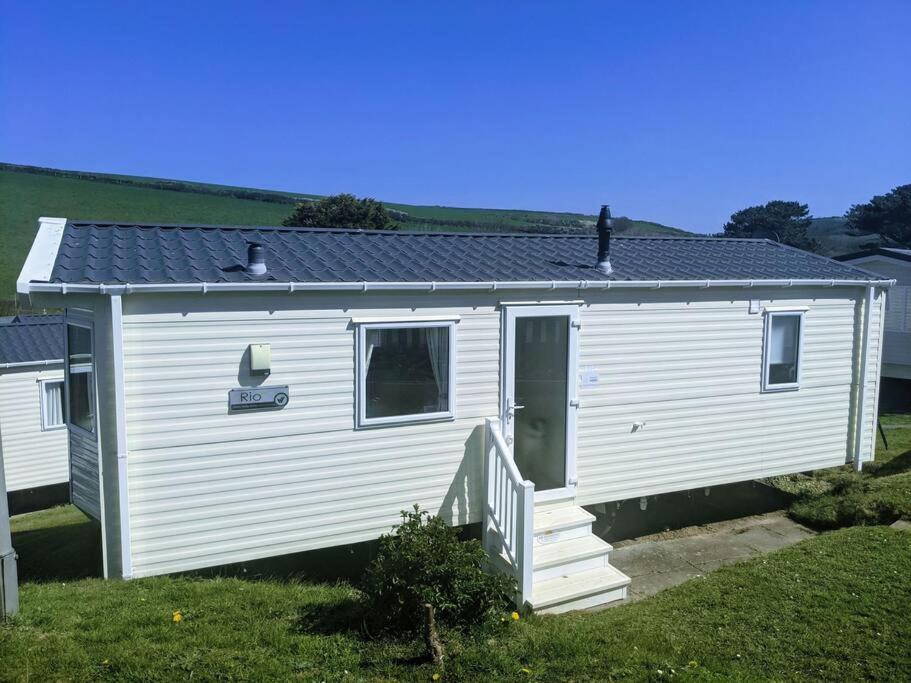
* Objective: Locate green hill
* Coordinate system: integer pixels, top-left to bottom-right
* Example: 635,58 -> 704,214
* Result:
0,163 -> 689,301
809,216 -> 880,257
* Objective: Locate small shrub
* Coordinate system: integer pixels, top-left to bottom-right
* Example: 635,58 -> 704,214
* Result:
362,506 -> 514,633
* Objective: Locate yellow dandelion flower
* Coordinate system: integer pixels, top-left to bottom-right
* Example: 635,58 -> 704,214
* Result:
511,611 -> 520,621
102,660 -> 110,666
521,668 -> 532,674
432,674 -> 442,681
172,610 -> 183,623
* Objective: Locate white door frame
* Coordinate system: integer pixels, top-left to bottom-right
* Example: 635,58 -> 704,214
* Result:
500,304 -> 579,501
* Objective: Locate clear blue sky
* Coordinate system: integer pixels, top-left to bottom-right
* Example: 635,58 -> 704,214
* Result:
2,1 -> 908,232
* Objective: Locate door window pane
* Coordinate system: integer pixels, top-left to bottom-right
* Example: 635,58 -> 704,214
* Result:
513,316 -> 568,491
767,314 -> 800,386
363,326 -> 451,421
67,324 -> 95,432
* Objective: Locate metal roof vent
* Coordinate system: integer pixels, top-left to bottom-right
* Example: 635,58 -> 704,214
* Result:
246,242 -> 267,275
595,204 -> 613,275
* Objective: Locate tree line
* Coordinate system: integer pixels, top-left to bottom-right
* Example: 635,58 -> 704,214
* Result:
720,184 -> 911,251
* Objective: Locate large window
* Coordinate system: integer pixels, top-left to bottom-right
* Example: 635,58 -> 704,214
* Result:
67,323 -> 95,433
762,311 -> 803,391
357,321 -> 456,427
40,379 -> 65,430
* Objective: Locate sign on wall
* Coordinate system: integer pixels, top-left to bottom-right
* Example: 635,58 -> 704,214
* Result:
228,386 -> 290,412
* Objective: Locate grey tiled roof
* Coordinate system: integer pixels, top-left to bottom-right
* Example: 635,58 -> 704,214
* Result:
46,221 -> 881,285
0,314 -> 64,365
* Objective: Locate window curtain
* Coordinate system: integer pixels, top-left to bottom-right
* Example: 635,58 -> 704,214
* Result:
44,381 -> 63,427
770,316 -> 799,364
425,327 -> 449,410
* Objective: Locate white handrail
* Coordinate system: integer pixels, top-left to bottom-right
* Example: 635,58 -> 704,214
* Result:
484,417 -> 534,607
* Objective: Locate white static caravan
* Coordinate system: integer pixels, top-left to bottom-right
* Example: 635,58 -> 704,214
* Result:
836,248 -> 911,411
0,314 -> 69,513
18,214 -> 892,612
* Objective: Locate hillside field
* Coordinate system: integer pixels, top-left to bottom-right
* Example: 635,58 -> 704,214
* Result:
0,163 -> 687,301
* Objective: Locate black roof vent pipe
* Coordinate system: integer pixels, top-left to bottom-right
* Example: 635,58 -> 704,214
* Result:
595,204 -> 613,275
246,242 -> 267,275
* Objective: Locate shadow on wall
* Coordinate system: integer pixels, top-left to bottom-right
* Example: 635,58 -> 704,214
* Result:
438,424 -> 485,526
589,480 -> 794,543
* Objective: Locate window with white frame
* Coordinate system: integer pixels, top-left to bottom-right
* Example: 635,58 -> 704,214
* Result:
357,321 -> 456,427
40,379 -> 65,430
763,311 -> 803,391
67,323 -> 96,433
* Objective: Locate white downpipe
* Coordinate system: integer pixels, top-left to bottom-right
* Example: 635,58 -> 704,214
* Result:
110,296 -> 133,578
853,285 -> 875,472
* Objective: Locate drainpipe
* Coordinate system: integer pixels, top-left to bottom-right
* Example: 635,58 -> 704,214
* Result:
853,285 -> 875,472
0,431 -> 19,616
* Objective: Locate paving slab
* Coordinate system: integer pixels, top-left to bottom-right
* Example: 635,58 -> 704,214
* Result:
601,511 -> 817,608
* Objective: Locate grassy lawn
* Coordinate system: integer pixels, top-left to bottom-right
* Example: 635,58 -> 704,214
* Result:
2,505 -> 910,680
773,414 -> 911,529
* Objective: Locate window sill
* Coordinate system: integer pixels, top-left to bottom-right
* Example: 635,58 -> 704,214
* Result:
357,412 -> 455,430
761,384 -> 800,393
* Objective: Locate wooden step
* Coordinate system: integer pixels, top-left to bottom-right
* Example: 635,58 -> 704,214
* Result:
530,565 -> 631,614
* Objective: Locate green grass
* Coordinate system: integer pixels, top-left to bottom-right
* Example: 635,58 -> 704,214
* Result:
780,415 -> 911,529
2,505 -> 910,680
0,163 -> 688,303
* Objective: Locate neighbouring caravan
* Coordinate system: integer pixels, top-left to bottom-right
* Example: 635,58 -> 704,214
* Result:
0,314 -> 69,514
836,248 -> 911,411
17,212 -> 892,612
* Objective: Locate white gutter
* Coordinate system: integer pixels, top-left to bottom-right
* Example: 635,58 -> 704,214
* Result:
0,359 -> 63,370
852,285 -> 876,472
24,278 -> 896,296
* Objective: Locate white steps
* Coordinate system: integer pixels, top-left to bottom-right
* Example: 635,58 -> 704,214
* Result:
529,565 -> 631,614
528,501 -> 630,612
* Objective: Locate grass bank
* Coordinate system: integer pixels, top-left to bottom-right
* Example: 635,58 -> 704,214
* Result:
773,415 -> 911,529
1,507 -> 909,681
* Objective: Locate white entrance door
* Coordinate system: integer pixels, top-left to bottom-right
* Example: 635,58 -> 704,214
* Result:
502,304 -> 579,501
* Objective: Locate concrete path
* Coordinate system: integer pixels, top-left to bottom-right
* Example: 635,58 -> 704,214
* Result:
607,511 -> 816,603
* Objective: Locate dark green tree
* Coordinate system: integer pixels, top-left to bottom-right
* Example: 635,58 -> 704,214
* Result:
282,193 -> 397,230
845,184 -> 911,247
723,200 -> 818,251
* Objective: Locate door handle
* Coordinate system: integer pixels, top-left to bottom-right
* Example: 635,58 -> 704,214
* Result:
505,399 -> 525,421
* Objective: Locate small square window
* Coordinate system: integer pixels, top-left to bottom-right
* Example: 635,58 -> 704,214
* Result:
357,322 -> 456,427
763,311 -> 803,392
40,379 -> 65,430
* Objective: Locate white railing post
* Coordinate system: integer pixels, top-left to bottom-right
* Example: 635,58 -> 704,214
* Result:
516,482 -> 534,606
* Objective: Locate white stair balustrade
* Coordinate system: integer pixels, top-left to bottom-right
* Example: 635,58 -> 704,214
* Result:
483,417 -> 534,607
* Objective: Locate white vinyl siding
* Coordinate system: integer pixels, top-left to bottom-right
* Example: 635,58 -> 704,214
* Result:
0,367 -> 69,491
120,287 -> 880,577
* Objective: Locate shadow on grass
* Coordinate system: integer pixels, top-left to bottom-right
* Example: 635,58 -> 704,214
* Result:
11,508 -> 103,582
293,595 -> 367,636
867,449 -> 911,478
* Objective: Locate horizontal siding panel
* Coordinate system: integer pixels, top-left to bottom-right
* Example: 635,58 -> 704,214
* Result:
122,288 -> 867,576
70,427 -> 100,520
0,368 -> 69,491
